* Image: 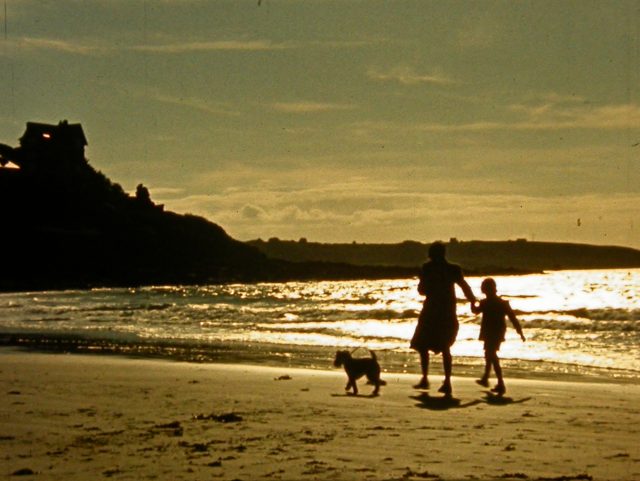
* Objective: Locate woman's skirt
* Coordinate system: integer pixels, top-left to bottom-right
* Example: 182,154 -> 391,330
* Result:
410,305 -> 459,354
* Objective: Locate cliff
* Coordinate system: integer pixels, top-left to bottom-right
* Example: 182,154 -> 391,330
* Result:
0,123 -> 414,290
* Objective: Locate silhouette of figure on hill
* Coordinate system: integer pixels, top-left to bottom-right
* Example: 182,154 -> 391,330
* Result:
410,242 -> 476,396
136,183 -> 152,205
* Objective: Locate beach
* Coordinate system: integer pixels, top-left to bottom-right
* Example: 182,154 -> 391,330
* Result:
1,349 -> 639,481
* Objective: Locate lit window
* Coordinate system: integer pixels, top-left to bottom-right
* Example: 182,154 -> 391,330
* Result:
42,133 -> 51,139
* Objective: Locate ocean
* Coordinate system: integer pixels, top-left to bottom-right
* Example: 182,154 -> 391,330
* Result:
1,268 -> 638,383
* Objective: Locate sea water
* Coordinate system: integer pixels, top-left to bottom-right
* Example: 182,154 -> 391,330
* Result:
0,269 -> 638,382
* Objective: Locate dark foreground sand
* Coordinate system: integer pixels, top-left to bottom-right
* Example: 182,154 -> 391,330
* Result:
1,349 -> 639,481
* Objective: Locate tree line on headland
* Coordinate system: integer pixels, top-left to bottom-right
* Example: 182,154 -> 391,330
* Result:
247,237 -> 640,274
2,121 -> 639,292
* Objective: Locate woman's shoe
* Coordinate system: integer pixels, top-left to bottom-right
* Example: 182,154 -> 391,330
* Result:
413,377 -> 429,389
438,381 -> 452,395
491,383 -> 506,396
475,377 -> 489,387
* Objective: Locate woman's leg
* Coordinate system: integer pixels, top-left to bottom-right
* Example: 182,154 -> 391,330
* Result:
420,350 -> 429,377
438,348 -> 453,395
485,351 -> 492,378
414,350 -> 430,388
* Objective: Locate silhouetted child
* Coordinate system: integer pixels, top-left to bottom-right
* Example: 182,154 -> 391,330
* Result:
472,278 -> 525,395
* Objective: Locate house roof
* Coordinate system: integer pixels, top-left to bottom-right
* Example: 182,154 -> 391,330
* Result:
20,121 -> 88,146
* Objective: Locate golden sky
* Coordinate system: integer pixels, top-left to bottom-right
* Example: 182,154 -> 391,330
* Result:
1,1 -> 638,247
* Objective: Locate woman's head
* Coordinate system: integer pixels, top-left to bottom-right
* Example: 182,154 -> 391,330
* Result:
428,241 -> 446,261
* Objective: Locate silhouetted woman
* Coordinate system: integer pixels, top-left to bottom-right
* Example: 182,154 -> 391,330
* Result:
410,242 -> 476,395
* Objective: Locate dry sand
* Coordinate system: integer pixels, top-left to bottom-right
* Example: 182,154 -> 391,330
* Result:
1,349 -> 639,481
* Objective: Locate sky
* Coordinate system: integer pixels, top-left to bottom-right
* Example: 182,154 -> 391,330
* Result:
1,0 -> 639,248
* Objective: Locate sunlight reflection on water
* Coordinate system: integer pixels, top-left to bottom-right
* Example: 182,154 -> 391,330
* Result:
0,268 -> 638,377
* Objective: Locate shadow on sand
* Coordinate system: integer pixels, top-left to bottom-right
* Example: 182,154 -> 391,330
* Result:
481,391 -> 532,405
411,392 -> 482,410
331,392 -> 380,399
411,391 -> 533,410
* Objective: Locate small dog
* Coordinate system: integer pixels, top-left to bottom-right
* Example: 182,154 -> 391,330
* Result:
333,349 -> 385,396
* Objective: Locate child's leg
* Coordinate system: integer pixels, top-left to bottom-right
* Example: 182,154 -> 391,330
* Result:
492,354 -> 503,385
476,349 -> 491,387
488,351 -> 505,394
483,350 -> 491,380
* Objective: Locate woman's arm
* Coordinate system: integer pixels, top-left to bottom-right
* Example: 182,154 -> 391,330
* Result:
458,277 -> 476,305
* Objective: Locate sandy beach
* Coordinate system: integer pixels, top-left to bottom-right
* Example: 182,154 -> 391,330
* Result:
1,349 -> 639,481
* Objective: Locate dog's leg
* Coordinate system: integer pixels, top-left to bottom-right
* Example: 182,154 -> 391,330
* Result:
345,377 -> 356,393
369,374 -> 380,395
348,377 -> 358,395
367,366 -> 382,395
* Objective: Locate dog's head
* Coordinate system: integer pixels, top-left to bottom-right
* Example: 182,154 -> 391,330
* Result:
333,350 -> 351,367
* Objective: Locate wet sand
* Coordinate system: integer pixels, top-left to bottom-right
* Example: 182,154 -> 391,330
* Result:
1,349 -> 639,480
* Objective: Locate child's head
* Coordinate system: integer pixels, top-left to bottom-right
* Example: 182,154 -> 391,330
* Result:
480,277 -> 497,296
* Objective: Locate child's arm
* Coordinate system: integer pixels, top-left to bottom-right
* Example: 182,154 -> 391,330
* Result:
505,301 -> 526,341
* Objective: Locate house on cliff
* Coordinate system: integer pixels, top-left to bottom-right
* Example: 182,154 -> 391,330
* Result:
1,119 -> 164,212
0,120 -> 87,173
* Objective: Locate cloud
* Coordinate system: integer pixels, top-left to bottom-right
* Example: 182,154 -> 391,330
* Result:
130,36 -> 381,55
368,65 -> 457,86
158,182 -> 640,246
5,37 -> 109,56
149,157 -> 637,247
350,101 -> 640,134
130,40 -> 288,53
240,204 -> 266,220
506,103 -> 640,130
270,102 -> 356,113
149,91 -> 241,117
146,186 -> 185,197
425,104 -> 640,132
526,92 -> 587,105
1,36 -> 288,57
113,83 -> 241,117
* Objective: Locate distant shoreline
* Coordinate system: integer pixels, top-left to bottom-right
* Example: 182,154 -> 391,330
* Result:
3,260 -> 639,294
0,246 -> 540,294
248,238 -> 640,273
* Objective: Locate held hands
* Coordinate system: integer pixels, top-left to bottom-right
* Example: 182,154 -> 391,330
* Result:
469,299 -> 477,313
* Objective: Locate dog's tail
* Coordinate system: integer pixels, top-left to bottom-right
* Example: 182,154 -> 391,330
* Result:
368,349 -> 387,386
